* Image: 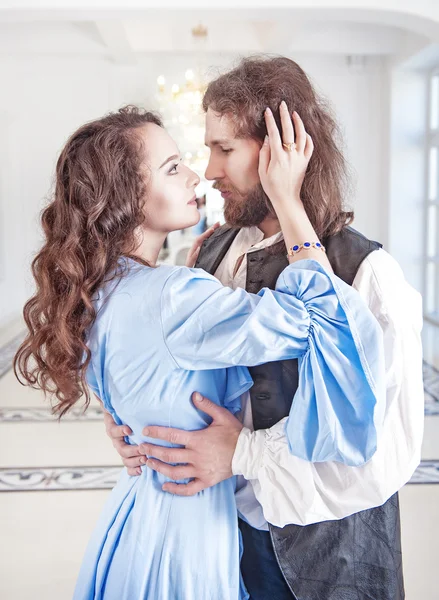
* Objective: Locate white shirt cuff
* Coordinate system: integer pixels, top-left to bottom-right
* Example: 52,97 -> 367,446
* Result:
232,427 -> 266,479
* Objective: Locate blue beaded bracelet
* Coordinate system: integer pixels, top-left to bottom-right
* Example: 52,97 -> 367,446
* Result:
287,241 -> 326,256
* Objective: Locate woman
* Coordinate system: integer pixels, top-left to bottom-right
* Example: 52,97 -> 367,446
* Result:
14,104 -> 385,599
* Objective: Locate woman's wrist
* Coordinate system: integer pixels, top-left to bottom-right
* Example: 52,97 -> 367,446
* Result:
276,205 -> 316,239
272,193 -> 303,210
275,197 -> 308,225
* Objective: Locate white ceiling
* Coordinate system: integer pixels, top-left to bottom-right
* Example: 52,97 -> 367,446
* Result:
0,4 -> 438,64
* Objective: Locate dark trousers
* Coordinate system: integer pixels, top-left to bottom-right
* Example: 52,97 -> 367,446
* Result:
239,518 -> 295,600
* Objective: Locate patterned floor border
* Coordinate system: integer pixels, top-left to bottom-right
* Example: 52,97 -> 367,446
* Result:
0,466 -> 122,492
424,360 -> 439,415
0,406 -> 104,422
409,460 -> 439,484
0,461 -> 438,492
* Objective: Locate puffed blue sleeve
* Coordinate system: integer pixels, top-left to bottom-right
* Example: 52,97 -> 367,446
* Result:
160,259 -> 386,466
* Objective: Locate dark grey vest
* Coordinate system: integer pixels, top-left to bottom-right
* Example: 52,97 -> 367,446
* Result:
195,225 -> 405,600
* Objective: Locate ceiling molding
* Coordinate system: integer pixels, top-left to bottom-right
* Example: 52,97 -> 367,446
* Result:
94,20 -> 136,64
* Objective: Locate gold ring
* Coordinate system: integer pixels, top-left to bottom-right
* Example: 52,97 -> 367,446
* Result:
282,142 -> 296,151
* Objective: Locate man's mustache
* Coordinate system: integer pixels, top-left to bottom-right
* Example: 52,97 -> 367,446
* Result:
212,181 -> 238,195
212,181 -> 227,192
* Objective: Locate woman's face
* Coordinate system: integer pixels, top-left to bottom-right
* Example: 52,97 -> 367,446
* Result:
141,123 -> 201,233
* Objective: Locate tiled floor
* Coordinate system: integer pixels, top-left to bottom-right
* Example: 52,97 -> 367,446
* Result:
0,331 -> 438,599
423,322 -> 439,371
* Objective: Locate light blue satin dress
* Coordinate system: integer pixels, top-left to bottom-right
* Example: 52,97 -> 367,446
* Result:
74,258 -> 385,600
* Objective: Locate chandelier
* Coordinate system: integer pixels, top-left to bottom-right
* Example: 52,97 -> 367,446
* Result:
154,25 -> 210,176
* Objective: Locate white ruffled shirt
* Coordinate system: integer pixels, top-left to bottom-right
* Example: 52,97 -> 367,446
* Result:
214,226 -> 424,529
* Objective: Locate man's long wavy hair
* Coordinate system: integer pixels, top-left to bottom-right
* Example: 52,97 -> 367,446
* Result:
14,106 -> 163,418
203,56 -> 354,239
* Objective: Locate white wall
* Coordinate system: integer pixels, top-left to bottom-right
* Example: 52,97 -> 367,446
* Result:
0,56 -> 145,329
386,65 -> 428,293
295,54 -> 389,245
0,52 -> 390,329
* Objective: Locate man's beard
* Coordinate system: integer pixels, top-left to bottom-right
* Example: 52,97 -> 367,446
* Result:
220,183 -> 274,228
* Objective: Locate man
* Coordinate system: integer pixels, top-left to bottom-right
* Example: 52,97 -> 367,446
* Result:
105,57 -> 424,599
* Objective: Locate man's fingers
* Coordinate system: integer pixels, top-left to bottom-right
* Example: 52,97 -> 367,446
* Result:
142,425 -> 191,447
103,411 -> 132,439
162,479 -> 206,496
102,410 -> 132,438
103,410 -> 115,433
108,423 -> 132,439
139,443 -> 192,464
123,455 -> 147,468
192,392 -> 230,422
127,467 -> 142,476
146,459 -> 195,481
113,437 -> 142,459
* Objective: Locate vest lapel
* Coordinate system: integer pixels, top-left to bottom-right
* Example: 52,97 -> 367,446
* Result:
195,225 -> 240,276
324,226 -> 383,285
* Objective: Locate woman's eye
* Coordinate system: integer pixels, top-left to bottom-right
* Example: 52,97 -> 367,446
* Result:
221,148 -> 233,154
169,162 -> 180,174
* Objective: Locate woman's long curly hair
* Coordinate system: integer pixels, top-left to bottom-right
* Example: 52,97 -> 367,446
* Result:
203,55 -> 354,240
14,106 -> 163,418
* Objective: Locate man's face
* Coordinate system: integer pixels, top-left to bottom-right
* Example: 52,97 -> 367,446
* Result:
204,108 -> 272,227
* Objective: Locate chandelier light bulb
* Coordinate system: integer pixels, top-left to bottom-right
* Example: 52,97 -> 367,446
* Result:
155,64 -> 208,168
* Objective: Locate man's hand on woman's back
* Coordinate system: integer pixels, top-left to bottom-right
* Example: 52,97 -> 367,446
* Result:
104,392 -> 244,492
103,411 -> 145,476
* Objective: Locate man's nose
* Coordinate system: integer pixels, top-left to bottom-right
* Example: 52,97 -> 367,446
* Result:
204,155 -> 223,181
